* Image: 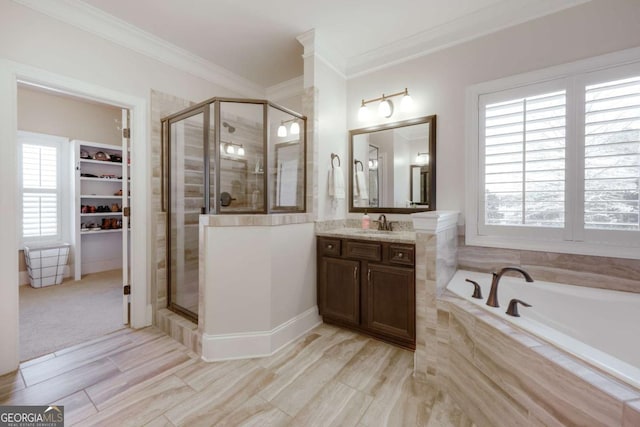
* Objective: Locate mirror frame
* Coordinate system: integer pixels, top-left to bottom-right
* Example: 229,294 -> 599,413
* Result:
349,114 -> 436,214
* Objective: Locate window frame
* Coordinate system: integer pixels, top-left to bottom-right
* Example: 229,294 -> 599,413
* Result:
466,47 -> 640,259
17,131 -> 69,248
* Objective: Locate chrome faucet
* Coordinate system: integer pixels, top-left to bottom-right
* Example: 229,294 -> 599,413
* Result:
486,266 -> 533,308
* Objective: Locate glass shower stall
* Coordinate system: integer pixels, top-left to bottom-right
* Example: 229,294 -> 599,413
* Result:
162,98 -> 306,322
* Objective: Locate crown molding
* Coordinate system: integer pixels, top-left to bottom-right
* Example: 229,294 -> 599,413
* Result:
265,76 -> 303,102
13,0 -> 265,98
297,28 -> 347,80
346,0 -> 591,78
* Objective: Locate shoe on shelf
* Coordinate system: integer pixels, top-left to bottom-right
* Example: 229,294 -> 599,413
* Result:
114,189 -> 123,196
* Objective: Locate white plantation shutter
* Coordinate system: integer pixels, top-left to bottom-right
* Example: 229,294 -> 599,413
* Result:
584,76 -> 640,231
483,90 -> 566,228
20,140 -> 61,241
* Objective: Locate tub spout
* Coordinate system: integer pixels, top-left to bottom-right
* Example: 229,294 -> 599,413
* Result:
486,267 -> 534,308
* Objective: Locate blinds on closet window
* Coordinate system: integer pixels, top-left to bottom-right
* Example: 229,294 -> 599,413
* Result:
584,76 -> 640,231
22,143 -> 59,239
484,90 -> 567,228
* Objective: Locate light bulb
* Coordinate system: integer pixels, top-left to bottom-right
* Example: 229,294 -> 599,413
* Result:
401,93 -> 413,112
277,124 -> 287,137
378,99 -> 393,118
226,144 -> 235,154
358,103 -> 370,122
237,146 -> 245,156
290,121 -> 300,135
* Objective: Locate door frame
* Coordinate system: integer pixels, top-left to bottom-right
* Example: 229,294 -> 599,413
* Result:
0,59 -> 151,375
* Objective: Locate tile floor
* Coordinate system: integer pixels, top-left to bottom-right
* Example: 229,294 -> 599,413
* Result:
0,324 -> 474,426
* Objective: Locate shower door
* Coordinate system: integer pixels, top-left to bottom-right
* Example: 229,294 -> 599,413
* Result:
167,108 -> 208,321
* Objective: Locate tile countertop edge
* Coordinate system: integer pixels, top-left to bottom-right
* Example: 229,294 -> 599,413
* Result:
316,228 -> 416,244
200,213 -> 314,227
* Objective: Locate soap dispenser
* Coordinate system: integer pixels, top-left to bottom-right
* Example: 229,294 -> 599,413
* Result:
362,210 -> 370,229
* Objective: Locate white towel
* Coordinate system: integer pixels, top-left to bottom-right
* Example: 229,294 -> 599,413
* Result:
329,167 -> 345,199
355,170 -> 369,200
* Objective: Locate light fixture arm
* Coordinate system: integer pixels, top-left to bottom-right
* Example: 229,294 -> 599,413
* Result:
360,88 -> 409,106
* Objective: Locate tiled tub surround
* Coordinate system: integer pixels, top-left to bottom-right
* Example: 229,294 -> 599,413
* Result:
437,289 -> 640,426
448,270 -> 640,391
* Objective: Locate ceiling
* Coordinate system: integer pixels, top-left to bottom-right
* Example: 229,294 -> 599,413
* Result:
75,0 -> 588,88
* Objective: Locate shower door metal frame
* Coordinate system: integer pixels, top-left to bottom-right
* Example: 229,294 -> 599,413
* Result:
161,97 -> 307,323
163,105 -> 210,323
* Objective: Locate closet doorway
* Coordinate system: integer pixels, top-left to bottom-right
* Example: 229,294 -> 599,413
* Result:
17,84 -> 131,362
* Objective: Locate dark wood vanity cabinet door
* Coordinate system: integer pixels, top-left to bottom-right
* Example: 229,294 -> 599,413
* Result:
319,257 -> 360,326
364,263 -> 415,343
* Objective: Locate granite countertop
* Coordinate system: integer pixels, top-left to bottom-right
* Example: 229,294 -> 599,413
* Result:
316,227 -> 416,244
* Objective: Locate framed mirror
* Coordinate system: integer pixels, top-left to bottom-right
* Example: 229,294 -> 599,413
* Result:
350,115 -> 436,213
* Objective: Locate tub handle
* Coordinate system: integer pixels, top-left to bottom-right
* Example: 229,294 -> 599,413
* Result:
506,299 -> 532,317
465,279 -> 483,299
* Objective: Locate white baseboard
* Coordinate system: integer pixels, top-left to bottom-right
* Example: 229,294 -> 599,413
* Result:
201,306 -> 321,362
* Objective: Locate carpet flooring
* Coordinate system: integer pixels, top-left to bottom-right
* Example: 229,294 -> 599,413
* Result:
19,269 -> 125,362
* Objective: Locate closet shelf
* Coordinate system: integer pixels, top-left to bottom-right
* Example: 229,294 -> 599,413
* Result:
80,159 -> 124,166
80,195 -> 125,199
80,177 -> 123,182
80,212 -> 122,217
81,228 -> 124,235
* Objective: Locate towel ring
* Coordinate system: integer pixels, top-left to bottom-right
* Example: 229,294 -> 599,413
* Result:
331,153 -> 341,168
354,160 -> 364,171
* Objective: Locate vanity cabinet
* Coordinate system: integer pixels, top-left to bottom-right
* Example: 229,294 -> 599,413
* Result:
317,236 -> 415,349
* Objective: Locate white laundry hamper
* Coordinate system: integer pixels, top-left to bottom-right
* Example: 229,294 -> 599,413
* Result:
23,243 -> 70,288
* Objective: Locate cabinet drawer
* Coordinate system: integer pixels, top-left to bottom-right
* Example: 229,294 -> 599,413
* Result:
388,245 -> 414,266
344,241 -> 381,261
318,238 -> 341,257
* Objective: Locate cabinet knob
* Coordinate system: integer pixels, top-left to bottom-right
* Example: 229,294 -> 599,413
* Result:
327,244 -> 333,249
398,252 -> 404,258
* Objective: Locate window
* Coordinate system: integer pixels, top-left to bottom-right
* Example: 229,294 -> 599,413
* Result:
467,51 -> 640,258
18,132 -> 67,244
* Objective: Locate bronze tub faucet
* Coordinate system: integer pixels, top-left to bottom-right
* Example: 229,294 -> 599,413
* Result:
486,267 -> 534,308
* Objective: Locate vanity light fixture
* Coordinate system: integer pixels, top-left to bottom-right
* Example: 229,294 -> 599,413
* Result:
277,118 -> 300,137
416,152 -> 429,165
358,88 -> 413,121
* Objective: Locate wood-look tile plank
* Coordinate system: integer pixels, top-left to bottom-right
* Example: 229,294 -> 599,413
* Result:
267,336 -> 368,417
335,339 -> 395,393
20,353 -> 56,368
212,395 -> 291,427
86,348 -> 195,410
144,414 -> 176,427
165,363 -> 275,426
107,335 -> 184,372
173,358 -> 252,392
21,333 -> 134,386
52,390 -> 97,426
3,358 -> 120,406
258,330 -> 366,404
79,375 -> 195,427
623,399 -> 640,427
53,327 -> 133,356
291,380 -> 373,427
253,332 -> 322,370
0,370 -> 25,401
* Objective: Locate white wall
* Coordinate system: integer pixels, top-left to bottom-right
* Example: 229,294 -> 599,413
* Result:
346,0 -> 640,222
315,60 -> 348,221
18,86 -> 122,144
